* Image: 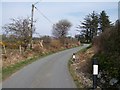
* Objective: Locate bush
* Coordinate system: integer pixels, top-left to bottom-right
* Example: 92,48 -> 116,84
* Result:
50,39 -> 62,49
6,42 -> 19,49
93,20 -> 120,88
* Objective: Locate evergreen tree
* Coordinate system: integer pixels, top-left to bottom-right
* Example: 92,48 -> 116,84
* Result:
90,11 -> 99,38
78,11 -> 99,43
99,10 -> 111,32
80,15 -> 91,43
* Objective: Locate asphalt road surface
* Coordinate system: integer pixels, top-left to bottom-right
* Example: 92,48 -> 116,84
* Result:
2,44 -> 89,88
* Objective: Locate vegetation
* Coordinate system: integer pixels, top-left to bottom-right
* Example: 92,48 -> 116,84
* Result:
52,19 -> 72,44
76,11 -> 99,43
68,45 -> 93,88
93,19 -> 120,88
2,17 -> 35,51
72,10 -> 119,88
76,10 -> 111,43
99,10 -> 111,32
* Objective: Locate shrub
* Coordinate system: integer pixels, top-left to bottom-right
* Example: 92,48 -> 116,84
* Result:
93,20 -> 120,87
50,39 -> 62,49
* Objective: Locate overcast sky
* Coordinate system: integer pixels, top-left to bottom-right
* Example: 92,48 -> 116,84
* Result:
1,1 -> 119,37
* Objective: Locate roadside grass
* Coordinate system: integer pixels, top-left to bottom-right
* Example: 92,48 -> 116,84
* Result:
2,45 -> 79,81
77,44 -> 92,53
68,44 -> 92,88
2,53 -> 49,80
68,59 -> 84,88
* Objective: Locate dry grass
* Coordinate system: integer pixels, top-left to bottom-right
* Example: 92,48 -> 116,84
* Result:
69,47 -> 96,88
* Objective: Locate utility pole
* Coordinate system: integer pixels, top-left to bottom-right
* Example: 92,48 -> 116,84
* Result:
30,4 -> 34,49
30,2 -> 39,49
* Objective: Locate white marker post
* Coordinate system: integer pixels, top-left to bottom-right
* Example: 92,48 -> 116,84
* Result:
93,58 -> 98,89
72,53 -> 76,62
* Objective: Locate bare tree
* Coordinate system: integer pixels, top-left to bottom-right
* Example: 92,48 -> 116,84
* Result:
2,17 -> 35,51
52,19 -> 72,44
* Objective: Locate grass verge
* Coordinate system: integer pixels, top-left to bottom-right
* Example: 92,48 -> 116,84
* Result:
68,58 -> 84,88
68,44 -> 92,88
2,53 -> 49,80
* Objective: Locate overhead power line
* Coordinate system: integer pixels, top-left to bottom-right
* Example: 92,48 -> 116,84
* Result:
33,2 -> 39,5
34,6 -> 53,24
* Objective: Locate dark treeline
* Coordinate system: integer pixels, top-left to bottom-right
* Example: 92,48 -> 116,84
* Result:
76,10 -> 111,43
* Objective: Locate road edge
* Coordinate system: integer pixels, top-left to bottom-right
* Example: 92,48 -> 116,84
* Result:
68,44 -> 91,88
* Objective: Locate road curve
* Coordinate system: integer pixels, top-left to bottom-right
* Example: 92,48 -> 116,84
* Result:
2,44 -> 89,88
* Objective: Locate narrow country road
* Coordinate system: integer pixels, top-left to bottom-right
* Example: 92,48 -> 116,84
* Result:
2,44 -> 89,88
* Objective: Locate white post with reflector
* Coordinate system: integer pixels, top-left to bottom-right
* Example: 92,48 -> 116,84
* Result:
93,65 -> 98,75
72,53 -> 76,62
93,58 -> 98,89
